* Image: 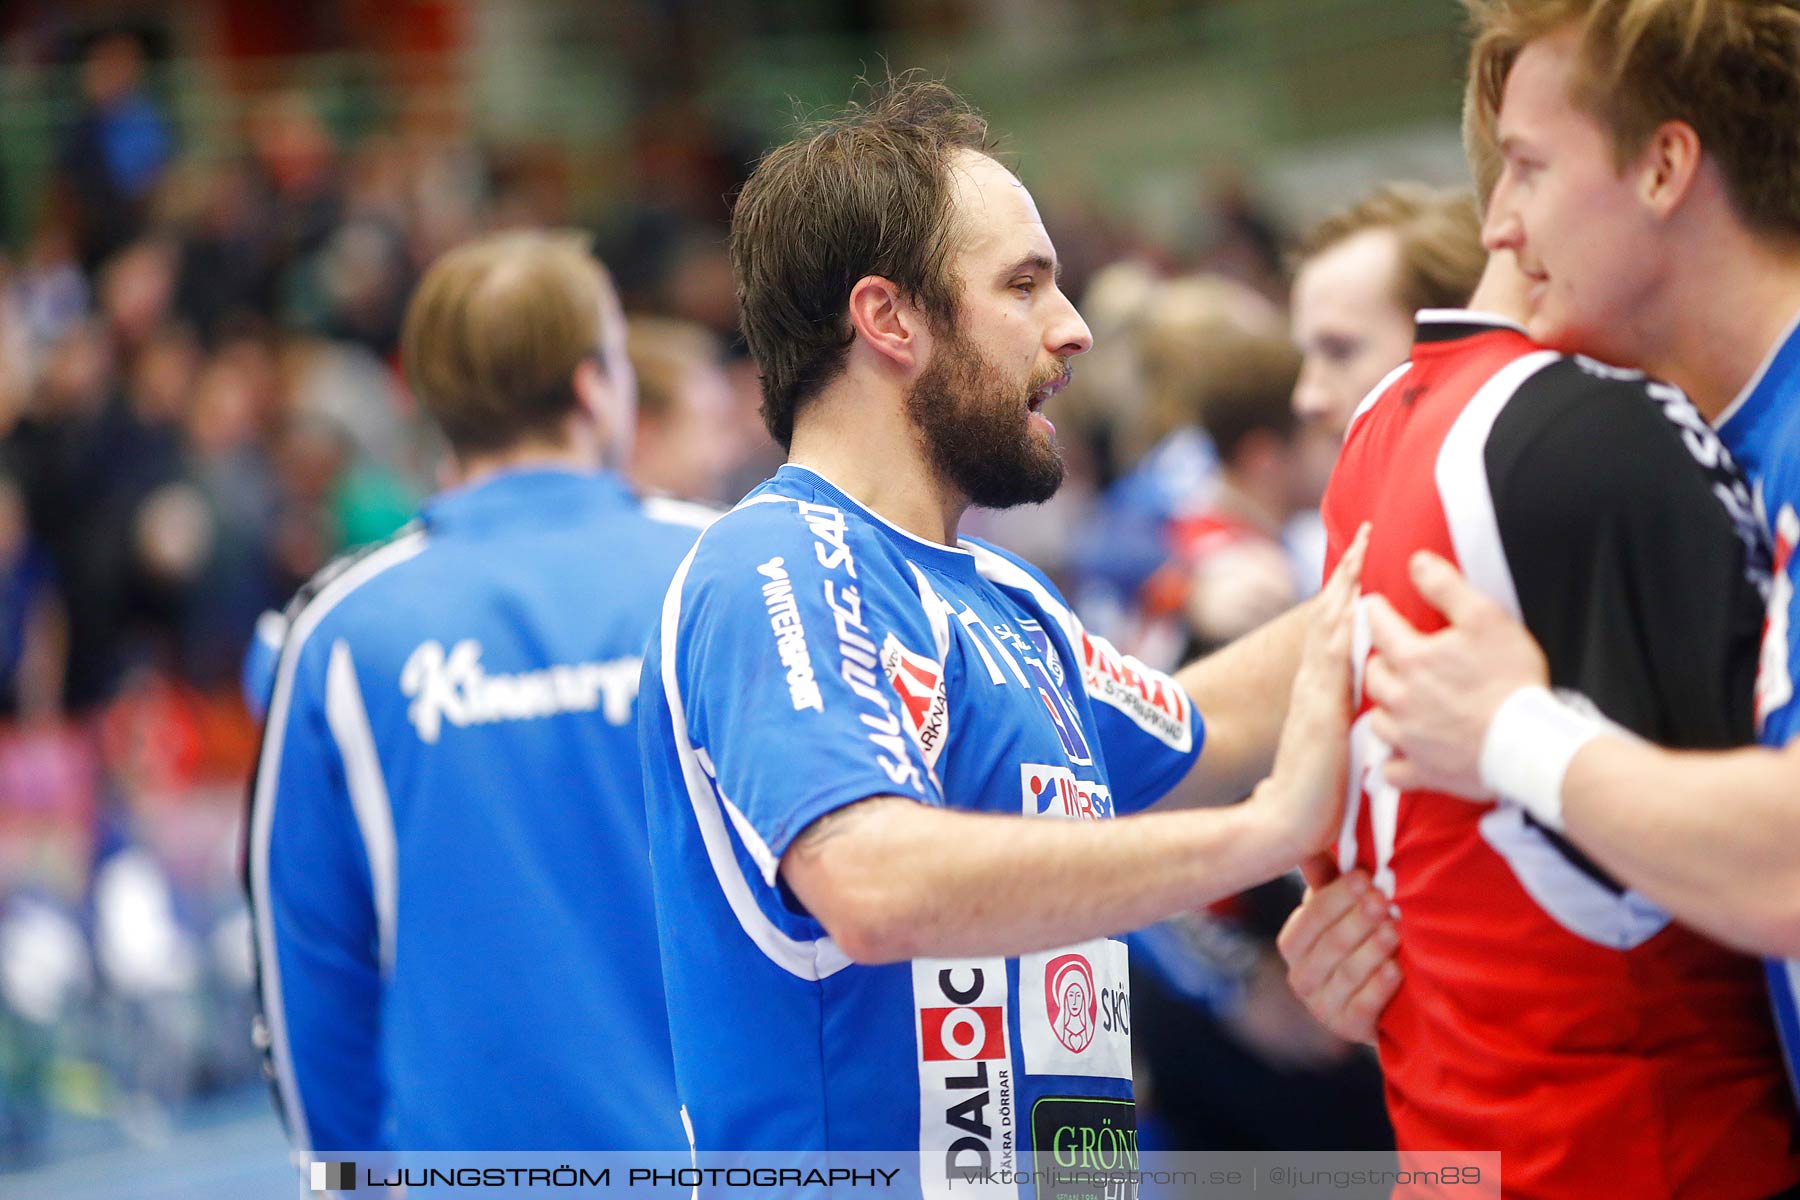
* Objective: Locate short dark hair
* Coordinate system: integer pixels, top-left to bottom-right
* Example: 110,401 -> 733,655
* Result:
730,75 -> 996,449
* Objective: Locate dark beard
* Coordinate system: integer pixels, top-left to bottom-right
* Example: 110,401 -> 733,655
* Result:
905,328 -> 1065,509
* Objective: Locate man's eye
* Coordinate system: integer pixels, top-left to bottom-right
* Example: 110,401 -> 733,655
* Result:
1012,279 -> 1035,296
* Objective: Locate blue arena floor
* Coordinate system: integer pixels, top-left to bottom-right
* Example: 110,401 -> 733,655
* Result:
1,1087 -> 294,1200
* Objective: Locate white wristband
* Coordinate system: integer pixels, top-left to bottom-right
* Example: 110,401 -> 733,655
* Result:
1477,686 -> 1609,831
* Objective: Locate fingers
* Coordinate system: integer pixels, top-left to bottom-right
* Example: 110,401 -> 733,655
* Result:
1329,957 -> 1403,1045
1364,593 -> 1423,664
1307,917 -> 1400,1030
1279,879 -> 1401,1044
1408,551 -> 1491,628
1364,648 -> 1399,711
1299,522 -> 1369,678
1298,852 -> 1336,891
1383,755 -> 1424,792
1367,705 -> 1400,748
1321,523 -> 1371,612
1277,871 -> 1382,985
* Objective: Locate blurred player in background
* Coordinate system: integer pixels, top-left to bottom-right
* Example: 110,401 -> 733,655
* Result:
246,231 -> 703,1163
1290,184 -> 1485,443
1145,331 -> 1319,659
1128,326 -> 1392,1154
626,315 -> 739,505
636,77 -> 1369,1179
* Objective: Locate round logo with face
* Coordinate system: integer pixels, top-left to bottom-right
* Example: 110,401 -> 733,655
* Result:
1045,953 -> 1097,1054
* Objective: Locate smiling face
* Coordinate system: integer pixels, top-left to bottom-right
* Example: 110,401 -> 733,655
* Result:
1482,25 -> 1663,367
1290,227 -> 1417,437
906,150 -> 1092,509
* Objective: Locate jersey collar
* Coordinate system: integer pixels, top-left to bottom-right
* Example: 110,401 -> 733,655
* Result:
1413,308 -> 1531,344
773,463 -> 981,581
421,466 -> 636,532
1714,305 -> 1800,482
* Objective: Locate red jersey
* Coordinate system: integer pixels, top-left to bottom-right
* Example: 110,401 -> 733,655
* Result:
1321,311 -> 1799,1199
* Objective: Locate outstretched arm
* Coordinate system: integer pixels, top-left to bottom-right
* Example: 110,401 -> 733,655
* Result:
783,527 -> 1370,962
1368,551 -> 1800,956
1162,599 -> 1311,807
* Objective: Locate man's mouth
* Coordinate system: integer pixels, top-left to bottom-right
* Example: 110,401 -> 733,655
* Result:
1028,369 -> 1071,413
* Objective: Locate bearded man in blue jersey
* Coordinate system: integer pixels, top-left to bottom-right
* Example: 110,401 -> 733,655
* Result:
636,78 -> 1367,1193
248,231 -> 712,1166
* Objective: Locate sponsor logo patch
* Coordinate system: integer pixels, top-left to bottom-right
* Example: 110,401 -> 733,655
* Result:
756,557 -> 825,712
796,502 -> 924,794
921,1004 -> 1007,1062
1029,1097 -> 1138,1199
884,634 -> 949,769
1078,633 -> 1192,753
1019,939 -> 1131,1081
1758,502 -> 1798,734
1021,764 -> 1114,822
1044,954 -> 1096,1054
914,958 -> 1016,1198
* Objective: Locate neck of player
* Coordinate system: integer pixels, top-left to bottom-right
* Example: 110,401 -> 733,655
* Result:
786,374 -> 968,547
1649,230 -> 1800,422
448,410 -> 609,490
1466,253 -> 1534,328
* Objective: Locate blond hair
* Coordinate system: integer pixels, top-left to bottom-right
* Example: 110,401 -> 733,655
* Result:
1298,184 -> 1486,316
1463,76 -> 1505,208
1465,0 -> 1800,235
1136,275 -> 1287,448
401,230 -> 615,454
626,316 -> 723,425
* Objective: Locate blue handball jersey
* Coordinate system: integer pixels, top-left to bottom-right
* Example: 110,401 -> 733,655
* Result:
1715,309 -> 1800,1098
247,468 -> 710,1155
637,465 -> 1204,1193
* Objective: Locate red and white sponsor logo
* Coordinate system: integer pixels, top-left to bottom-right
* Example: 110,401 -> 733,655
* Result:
1758,503 -> 1798,733
913,957 -> 1015,1197
883,634 -> 950,769
1079,632 -> 1192,752
1044,954 -> 1097,1054
920,1005 -> 1007,1062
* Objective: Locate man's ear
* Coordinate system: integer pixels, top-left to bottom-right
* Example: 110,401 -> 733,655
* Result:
1638,119 -> 1703,220
846,275 -> 926,371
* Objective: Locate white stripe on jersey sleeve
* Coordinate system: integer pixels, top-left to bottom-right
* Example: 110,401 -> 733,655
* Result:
643,495 -> 723,530
248,529 -> 428,1162
657,499 -> 854,980
324,640 -> 400,975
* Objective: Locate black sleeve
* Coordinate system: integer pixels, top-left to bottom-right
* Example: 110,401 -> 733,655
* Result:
1485,360 -> 1764,751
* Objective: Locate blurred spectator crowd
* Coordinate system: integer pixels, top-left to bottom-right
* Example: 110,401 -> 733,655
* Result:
0,27 -> 1460,1171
